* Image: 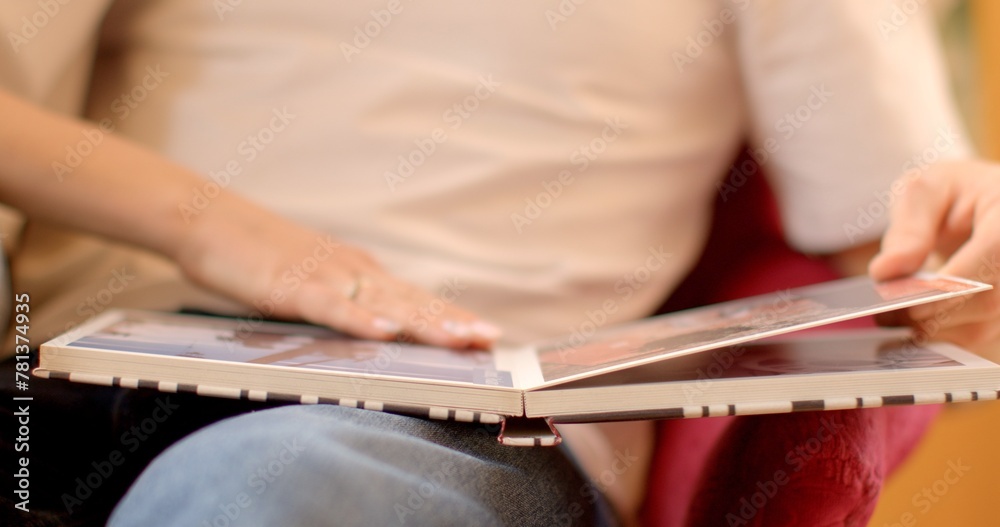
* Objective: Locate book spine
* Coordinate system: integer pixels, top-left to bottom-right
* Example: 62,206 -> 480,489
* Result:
32,368 -> 506,425
497,417 -> 561,447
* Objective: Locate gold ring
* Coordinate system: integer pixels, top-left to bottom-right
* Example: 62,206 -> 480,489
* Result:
345,277 -> 367,301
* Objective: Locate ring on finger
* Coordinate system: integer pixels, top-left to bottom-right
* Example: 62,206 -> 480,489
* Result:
344,276 -> 368,301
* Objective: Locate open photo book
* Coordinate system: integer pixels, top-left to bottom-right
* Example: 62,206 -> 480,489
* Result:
36,274 -> 1000,446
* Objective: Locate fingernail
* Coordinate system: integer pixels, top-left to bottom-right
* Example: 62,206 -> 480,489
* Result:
373,318 -> 402,334
471,321 -> 502,340
441,320 -> 472,339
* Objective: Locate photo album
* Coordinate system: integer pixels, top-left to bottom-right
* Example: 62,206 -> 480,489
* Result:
35,274 -> 1000,446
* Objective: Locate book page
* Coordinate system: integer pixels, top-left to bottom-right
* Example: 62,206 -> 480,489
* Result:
61,311 -> 517,389
548,330 -> 967,389
530,274 -> 990,388
522,329 -> 1000,421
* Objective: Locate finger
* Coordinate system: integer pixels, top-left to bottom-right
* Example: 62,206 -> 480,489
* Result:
913,320 -> 1000,354
933,192 -> 975,258
317,247 -> 502,348
292,280 -> 404,341
906,286 -> 999,328
334,249 -> 502,347
907,208 -> 1000,324
390,279 -> 502,349
904,295 -> 974,330
869,175 -> 953,280
353,275 -> 500,349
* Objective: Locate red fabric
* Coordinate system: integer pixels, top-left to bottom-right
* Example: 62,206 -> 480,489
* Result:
640,164 -> 940,527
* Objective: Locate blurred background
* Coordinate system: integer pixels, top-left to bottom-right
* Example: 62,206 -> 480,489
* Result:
868,1 -> 1000,525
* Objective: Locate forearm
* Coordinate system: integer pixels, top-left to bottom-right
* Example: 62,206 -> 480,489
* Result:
0,87 -> 226,261
0,90 -> 500,348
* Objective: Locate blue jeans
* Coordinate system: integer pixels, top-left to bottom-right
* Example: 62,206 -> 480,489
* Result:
108,405 -> 618,526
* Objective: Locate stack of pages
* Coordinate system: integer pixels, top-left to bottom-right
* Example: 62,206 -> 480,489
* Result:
36,275 -> 1000,445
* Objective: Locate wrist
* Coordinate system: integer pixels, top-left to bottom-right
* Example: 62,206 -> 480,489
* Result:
172,191 -> 305,308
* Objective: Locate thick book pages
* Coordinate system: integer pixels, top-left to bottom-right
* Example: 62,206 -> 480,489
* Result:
35,275 -> 1000,446
524,329 -> 1000,422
